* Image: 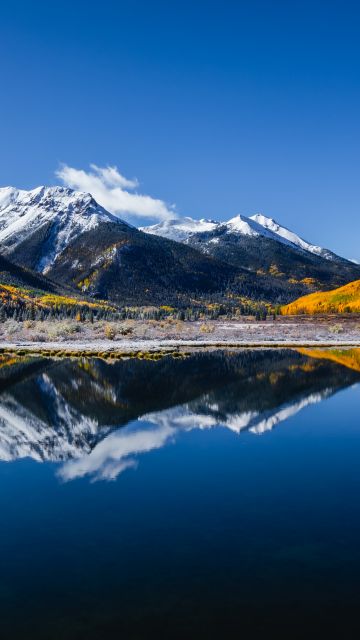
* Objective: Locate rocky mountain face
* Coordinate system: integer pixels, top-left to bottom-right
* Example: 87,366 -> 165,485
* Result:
143,214 -> 360,293
0,253 -> 61,293
0,186 -> 247,304
45,221 -> 243,305
142,213 -> 341,261
1,186 -> 360,305
0,186 -> 122,272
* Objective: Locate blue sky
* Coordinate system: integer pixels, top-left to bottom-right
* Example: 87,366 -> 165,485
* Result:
1,0 -> 360,260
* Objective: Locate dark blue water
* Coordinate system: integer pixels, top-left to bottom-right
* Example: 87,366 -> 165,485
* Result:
0,348 -> 360,638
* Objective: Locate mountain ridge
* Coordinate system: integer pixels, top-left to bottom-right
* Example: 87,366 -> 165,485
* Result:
1,185 -> 360,306
142,212 -> 341,262
142,212 -> 360,294
0,185 -> 124,272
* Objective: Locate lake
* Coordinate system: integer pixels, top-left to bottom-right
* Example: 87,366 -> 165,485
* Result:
0,348 -> 360,638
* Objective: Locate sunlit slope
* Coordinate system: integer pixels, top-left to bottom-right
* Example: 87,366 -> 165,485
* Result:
297,348 -> 360,373
0,283 -> 112,312
282,279 -> 360,314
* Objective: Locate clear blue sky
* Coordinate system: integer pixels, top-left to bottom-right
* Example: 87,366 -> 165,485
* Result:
1,0 -> 360,260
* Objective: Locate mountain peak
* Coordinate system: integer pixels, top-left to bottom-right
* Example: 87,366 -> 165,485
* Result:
225,214 -> 260,237
0,185 -> 96,212
141,209 -> 349,265
0,185 -> 126,272
249,213 -> 334,259
249,213 -> 279,228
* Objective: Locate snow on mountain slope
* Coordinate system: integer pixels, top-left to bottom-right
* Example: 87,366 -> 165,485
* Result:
249,214 -> 334,260
142,214 -> 266,242
224,213 -> 302,245
0,184 -> 347,278
140,216 -> 218,242
0,186 -> 126,272
224,214 -> 262,237
142,212 -> 338,261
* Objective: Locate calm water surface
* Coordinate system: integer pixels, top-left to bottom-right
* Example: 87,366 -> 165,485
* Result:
0,348 -> 360,638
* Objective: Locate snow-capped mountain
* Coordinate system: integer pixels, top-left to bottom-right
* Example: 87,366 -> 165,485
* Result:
0,187 -> 335,264
142,213 -> 336,261
142,211 -> 360,295
0,185 -> 241,305
249,214 -> 333,260
0,185 -> 124,272
140,216 -> 218,242
1,184 -> 359,304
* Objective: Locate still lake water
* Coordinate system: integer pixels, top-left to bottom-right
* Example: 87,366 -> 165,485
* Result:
0,348 -> 360,638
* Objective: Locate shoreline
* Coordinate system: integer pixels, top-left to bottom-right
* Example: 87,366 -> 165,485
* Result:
1,338 -> 360,359
0,317 -> 360,357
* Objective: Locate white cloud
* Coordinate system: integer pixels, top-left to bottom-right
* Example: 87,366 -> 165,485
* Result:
56,163 -> 176,223
90,164 -> 138,190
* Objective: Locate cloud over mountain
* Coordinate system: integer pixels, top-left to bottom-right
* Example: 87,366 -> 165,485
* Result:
56,163 -> 175,223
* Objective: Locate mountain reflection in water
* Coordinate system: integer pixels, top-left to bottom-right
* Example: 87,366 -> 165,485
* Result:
0,348 -> 359,481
